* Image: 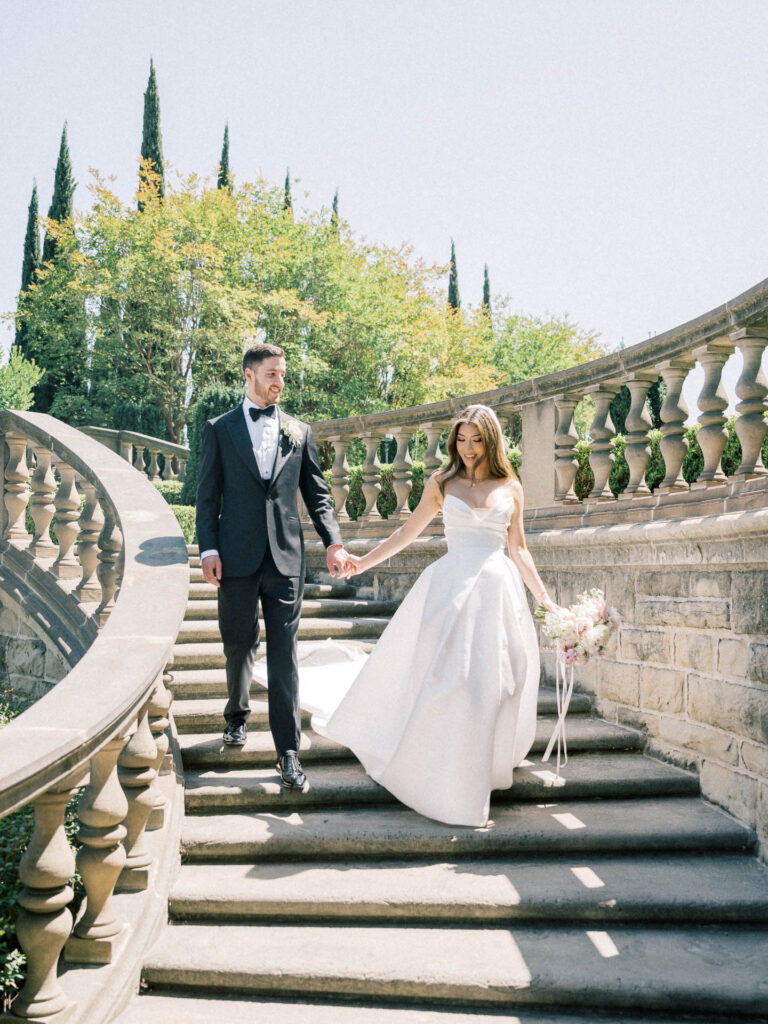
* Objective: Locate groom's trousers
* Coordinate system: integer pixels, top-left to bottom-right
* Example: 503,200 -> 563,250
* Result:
217,547 -> 304,755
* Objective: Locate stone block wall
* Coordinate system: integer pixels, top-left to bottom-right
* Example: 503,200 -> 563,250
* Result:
0,590 -> 71,700
528,510 -> 768,856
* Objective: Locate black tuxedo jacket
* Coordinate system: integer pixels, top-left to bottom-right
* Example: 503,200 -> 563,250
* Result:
195,405 -> 342,579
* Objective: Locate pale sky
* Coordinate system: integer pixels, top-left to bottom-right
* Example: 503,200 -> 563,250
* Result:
3,0 -> 768,413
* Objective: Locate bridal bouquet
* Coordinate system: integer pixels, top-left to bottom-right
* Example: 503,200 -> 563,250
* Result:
535,589 -> 621,778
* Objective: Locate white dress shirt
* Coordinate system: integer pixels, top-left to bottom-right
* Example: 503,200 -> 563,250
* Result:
199,398 -> 280,562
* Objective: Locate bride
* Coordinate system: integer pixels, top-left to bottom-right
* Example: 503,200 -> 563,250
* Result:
273,404 -> 557,828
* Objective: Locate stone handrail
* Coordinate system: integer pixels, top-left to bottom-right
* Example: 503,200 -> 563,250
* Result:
79,427 -> 188,483
0,411 -> 189,1021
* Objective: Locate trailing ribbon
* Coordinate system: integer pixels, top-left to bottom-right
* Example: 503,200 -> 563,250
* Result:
541,659 -> 576,780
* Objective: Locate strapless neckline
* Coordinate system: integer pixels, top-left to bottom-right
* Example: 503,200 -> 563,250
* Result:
443,491 -> 513,518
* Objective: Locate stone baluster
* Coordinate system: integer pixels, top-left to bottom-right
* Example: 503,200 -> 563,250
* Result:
553,393 -> 580,503
658,359 -> 693,493
51,462 -> 81,579
116,705 -> 157,892
65,733 -> 128,964
691,338 -> 733,487
584,384 -> 619,501
147,671 -> 173,830
328,436 -> 351,520
118,438 -> 133,463
159,660 -> 175,775
419,422 -> 445,474
619,374 -> 655,498
28,444 -> 58,558
731,326 -> 768,478
96,509 -> 123,626
147,447 -> 161,482
3,430 -> 31,545
163,454 -> 178,481
132,444 -> 146,476
360,433 -> 384,518
178,458 -> 187,482
389,429 -> 413,516
73,480 -> 105,603
12,780 -> 79,1021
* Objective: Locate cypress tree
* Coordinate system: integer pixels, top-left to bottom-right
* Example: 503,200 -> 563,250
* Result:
42,125 -> 75,265
331,189 -> 339,233
283,168 -> 293,215
482,264 -> 491,318
447,239 -> 460,310
140,58 -> 165,204
218,123 -> 232,191
15,183 -> 41,356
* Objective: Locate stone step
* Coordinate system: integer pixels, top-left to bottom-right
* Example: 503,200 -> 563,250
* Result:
183,753 -> 699,813
175,616 -> 392,644
169,852 -> 768,924
180,797 -> 754,862
140,921 -> 768,1015
172,638 -> 383,669
188,581 -> 360,601
115,992 -> 712,1024
184,597 -> 398,620
178,719 -> 643,769
171,688 -> 593,729
168,669 -> 593,712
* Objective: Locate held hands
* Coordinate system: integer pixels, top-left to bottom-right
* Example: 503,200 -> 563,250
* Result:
326,545 -> 360,579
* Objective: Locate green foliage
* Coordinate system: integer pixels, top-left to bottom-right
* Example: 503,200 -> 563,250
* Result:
42,125 -> 75,266
218,124 -> 232,192
140,60 -> 165,202
112,401 -> 168,439
324,462 -> 427,520
494,310 -> 606,384
482,264 -> 491,317
15,184 -> 41,357
609,376 -> 664,436
447,239 -> 460,310
181,384 -> 243,504
284,168 -> 293,214
331,189 -> 339,233
0,348 -> 44,412
169,504 -> 196,543
154,480 -> 185,504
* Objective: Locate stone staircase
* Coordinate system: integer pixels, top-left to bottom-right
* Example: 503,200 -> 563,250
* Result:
117,545 -> 768,1023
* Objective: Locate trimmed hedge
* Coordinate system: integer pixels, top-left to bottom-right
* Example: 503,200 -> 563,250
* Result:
181,385 -> 242,505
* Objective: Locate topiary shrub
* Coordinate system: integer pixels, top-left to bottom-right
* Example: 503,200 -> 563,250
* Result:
181,385 -> 242,505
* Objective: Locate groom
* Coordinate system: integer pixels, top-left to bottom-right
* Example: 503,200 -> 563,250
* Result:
195,343 -> 352,789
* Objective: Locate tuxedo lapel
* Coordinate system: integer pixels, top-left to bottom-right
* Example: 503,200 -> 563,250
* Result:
225,410 -> 266,488
268,411 -> 296,491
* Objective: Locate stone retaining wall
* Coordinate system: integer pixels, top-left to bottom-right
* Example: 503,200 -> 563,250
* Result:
0,589 -> 71,699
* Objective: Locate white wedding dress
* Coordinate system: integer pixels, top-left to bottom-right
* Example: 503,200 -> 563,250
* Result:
258,491 -> 541,827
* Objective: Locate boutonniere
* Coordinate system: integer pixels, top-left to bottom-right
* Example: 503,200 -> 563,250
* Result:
281,420 -> 303,447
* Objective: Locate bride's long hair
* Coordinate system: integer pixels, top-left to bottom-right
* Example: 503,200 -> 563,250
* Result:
436,404 -> 517,493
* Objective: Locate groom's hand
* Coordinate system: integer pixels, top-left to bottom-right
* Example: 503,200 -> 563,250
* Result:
201,554 -> 223,589
326,544 -> 352,578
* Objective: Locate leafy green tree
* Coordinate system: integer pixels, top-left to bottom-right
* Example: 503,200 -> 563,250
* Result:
447,238 -> 460,310
218,123 -> 232,191
140,59 -> 165,206
283,168 -> 293,215
493,309 -> 605,384
331,189 -> 339,233
15,183 -> 41,357
181,383 -> 243,503
482,264 -> 491,318
0,347 -> 44,410
42,125 -> 75,265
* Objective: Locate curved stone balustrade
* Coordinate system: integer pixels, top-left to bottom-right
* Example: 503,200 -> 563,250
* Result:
0,411 -> 189,1022
79,427 -> 188,483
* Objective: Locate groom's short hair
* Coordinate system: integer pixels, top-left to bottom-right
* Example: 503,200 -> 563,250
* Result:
243,343 -> 286,373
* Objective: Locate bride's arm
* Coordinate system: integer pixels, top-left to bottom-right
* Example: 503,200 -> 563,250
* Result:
506,480 -> 558,613
352,474 -> 444,574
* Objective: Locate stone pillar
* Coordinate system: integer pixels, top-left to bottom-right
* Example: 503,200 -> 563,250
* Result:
553,393 -> 581,503
389,429 -> 413,517
519,399 -> 556,508
178,458 -> 187,482
584,384 -> 619,501
147,447 -> 161,483
691,338 -> 733,488
51,462 -> 81,580
96,510 -> 123,627
328,436 -> 350,520
116,707 -> 157,892
658,359 -> 693,493
29,445 -> 58,558
419,423 -> 445,475
65,734 -> 128,964
147,672 -> 173,830
359,433 -> 383,519
73,480 -> 105,603
3,430 -> 31,545
619,374 -> 655,499
11,782 -> 79,1021
132,444 -> 146,475
731,326 -> 768,478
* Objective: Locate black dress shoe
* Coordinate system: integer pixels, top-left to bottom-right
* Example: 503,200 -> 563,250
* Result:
276,750 -> 307,789
223,722 -> 247,746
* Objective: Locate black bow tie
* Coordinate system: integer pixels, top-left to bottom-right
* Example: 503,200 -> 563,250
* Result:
249,405 -> 276,422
